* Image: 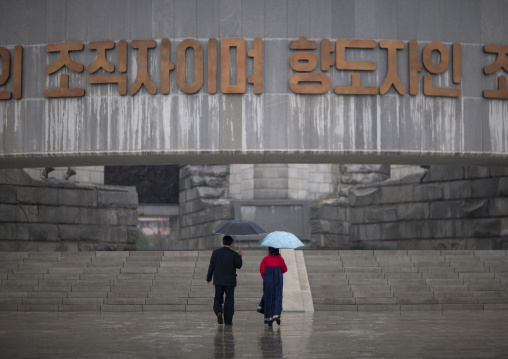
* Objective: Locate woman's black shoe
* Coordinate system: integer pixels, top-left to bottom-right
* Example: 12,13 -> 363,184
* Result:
276,318 -> 280,325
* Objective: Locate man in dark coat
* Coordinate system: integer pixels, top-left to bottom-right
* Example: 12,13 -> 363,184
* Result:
206,235 -> 243,325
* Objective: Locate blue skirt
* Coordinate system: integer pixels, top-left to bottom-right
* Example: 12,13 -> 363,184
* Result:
257,267 -> 283,324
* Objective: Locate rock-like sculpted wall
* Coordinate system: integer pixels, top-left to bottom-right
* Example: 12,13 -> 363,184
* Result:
310,164 -> 390,248
0,169 -> 138,251
348,166 -> 508,250
178,165 -> 233,248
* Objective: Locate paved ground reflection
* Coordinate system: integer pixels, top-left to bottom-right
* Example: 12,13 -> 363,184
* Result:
1,310 -> 507,358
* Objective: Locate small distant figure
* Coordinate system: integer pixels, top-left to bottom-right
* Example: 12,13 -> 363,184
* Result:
63,167 -> 76,180
41,167 -> 54,179
257,247 -> 287,326
206,235 -> 243,326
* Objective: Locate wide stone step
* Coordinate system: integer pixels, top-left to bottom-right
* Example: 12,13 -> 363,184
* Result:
313,304 -> 358,311
356,297 -> 397,305
2,250 -> 507,312
304,250 -> 508,312
346,273 -> 385,279
313,297 -> 356,305
311,291 -> 353,298
353,291 -> 393,298
396,297 -> 438,305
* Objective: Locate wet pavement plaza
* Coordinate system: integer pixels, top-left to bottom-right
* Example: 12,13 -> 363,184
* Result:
1,310 -> 507,359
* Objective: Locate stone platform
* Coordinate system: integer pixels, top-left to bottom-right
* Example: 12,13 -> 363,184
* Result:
1,310 -> 507,358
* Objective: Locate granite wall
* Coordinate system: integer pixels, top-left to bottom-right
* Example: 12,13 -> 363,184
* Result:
309,164 -> 390,249
3,164 -> 507,252
178,165 -> 233,249
347,166 -> 508,250
188,163 -> 508,251
0,169 -> 138,251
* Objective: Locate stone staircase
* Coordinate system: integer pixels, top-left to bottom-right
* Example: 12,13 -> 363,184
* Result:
1,250 -> 507,311
0,250 -> 265,312
305,250 -> 508,311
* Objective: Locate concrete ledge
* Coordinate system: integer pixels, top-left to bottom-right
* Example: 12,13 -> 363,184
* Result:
185,305 -> 209,311
59,305 -> 101,311
484,304 -> 508,310
314,298 -> 356,305
17,305 -> 59,311
401,304 -> 443,311
147,298 -> 188,305
357,305 -> 401,311
143,305 -> 186,311
442,304 -> 484,310
101,305 -> 143,312
313,304 -> 358,311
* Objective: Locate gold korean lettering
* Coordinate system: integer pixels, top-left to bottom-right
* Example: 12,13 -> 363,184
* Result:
289,37 -> 330,94
335,39 -> 377,95
321,39 -> 335,71
379,40 -> 405,95
422,41 -> 461,97
408,40 -> 423,95
208,39 -> 218,94
44,42 -> 84,98
160,38 -> 175,95
221,38 -> 246,94
0,47 -> 21,100
130,40 -> 157,95
483,44 -> 508,99
177,39 -> 203,94
88,41 -> 127,95
248,37 -> 263,94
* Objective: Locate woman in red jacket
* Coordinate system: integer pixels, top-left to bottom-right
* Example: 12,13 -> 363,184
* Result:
257,247 -> 288,326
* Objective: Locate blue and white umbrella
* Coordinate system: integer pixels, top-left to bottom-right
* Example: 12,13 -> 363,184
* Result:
259,231 -> 305,249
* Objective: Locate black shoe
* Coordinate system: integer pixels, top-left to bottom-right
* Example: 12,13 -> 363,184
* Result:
217,312 -> 223,324
276,318 -> 280,325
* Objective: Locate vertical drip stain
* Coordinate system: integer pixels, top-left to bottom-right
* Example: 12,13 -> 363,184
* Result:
161,96 -> 172,150
152,97 -> 160,150
349,97 -> 355,150
489,101 -> 508,152
195,97 -> 202,148
0,103 -> 4,154
106,98 -> 112,151
242,95 -> 263,150
362,97 -> 373,149
209,95 -> 219,150
376,97 -> 381,150
335,97 -> 345,148
178,96 -> 191,149
442,98 -> 457,152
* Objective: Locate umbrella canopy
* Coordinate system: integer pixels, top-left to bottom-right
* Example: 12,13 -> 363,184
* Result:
213,220 -> 267,236
259,231 -> 305,249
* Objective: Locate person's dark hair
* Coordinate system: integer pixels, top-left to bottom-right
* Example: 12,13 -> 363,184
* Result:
223,236 -> 234,246
268,247 -> 280,255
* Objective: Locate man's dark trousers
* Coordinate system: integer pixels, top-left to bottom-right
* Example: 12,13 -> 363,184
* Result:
214,285 -> 235,324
